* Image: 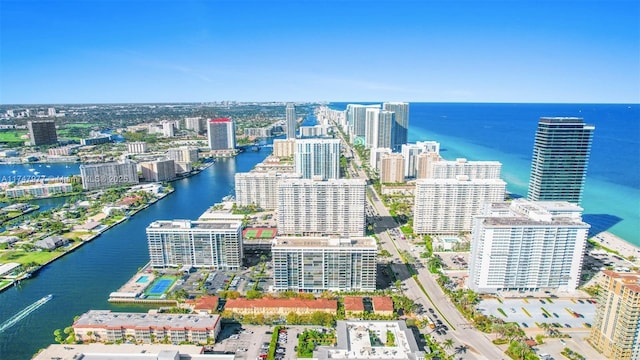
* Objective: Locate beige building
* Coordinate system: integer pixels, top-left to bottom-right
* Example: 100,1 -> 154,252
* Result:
416,152 -> 441,179
589,270 -> 640,360
272,139 -> 296,157
73,310 -> 222,345
140,159 -> 176,182
126,141 -> 148,154
224,298 -> 337,316
380,153 -> 404,184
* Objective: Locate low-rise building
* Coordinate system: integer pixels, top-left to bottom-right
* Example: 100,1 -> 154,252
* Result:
343,297 -> 365,318
371,297 -> 394,316
224,298 -> 337,317
34,235 -> 69,250
73,310 -> 222,345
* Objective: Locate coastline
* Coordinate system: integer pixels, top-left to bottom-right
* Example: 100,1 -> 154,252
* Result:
591,231 -> 640,265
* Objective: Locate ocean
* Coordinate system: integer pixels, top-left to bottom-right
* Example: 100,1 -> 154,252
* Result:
331,102 -> 640,247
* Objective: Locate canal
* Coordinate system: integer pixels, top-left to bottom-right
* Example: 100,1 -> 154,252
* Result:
0,149 -> 270,359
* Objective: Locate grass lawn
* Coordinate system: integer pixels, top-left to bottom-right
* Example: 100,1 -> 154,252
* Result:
0,250 -> 59,265
260,229 -> 274,238
0,131 -> 28,143
245,229 -> 258,238
0,279 -> 12,288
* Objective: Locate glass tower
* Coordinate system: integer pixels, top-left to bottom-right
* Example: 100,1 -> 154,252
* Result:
527,117 -> 595,205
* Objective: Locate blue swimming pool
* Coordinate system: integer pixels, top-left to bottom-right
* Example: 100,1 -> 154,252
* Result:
136,275 -> 149,283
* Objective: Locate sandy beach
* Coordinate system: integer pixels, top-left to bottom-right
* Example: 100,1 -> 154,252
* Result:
592,231 -> 640,265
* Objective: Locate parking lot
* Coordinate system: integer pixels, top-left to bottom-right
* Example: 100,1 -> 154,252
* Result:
478,298 -> 596,330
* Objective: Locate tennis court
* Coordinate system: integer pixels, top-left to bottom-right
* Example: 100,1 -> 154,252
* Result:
244,229 -> 259,238
242,228 -> 277,239
144,276 -> 176,297
260,229 -> 275,238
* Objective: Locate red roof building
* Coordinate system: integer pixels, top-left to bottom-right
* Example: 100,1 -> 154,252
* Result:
372,296 -> 394,315
209,118 -> 231,123
224,297 -> 337,316
184,296 -> 219,313
343,297 -> 365,316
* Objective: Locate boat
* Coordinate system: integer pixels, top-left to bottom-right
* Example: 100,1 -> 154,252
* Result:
11,170 -> 16,174
34,171 -> 40,175
28,168 -> 35,172
0,294 -> 53,333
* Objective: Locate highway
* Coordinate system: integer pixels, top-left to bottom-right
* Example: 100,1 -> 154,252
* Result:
338,129 -> 507,360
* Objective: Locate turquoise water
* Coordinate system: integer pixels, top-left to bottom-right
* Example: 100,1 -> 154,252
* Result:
135,275 -> 149,283
332,102 -> 640,246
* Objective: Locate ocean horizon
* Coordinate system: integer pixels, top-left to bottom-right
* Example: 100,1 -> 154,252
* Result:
331,102 -> 640,247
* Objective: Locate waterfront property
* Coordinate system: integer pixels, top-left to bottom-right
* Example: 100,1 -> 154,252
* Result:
73,310 -> 222,345
33,344 -> 235,360
223,297 -> 338,317
271,236 -> 377,292
143,276 -> 177,298
146,219 -> 243,270
79,161 -> 139,190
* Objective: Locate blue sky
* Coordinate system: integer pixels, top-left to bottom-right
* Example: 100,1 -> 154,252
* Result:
1,0 -> 638,104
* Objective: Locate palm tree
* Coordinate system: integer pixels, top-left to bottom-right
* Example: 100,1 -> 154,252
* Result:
442,338 -> 454,351
454,344 -> 469,355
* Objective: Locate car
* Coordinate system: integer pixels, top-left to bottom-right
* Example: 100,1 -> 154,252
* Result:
428,308 -> 435,313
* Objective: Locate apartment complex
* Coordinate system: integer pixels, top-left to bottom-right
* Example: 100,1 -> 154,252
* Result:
589,271 -> 640,360
185,116 -> 206,133
27,120 -> 58,146
234,171 -> 301,210
468,199 -> 590,293
167,146 -> 199,164
365,108 -> 394,149
207,118 -> 236,150
146,220 -> 243,270
79,162 -> 139,190
413,176 -> 506,234
126,141 -> 148,154
294,138 -> 341,180
272,236 -> 377,292
4,182 -> 73,198
383,102 -> 409,151
140,159 -> 176,182
380,153 -> 405,183
277,178 -> 366,236
224,298 -> 338,316
428,158 -> 502,179
73,310 -> 222,345
345,104 -> 380,144
528,117 -> 595,205
272,138 -> 296,157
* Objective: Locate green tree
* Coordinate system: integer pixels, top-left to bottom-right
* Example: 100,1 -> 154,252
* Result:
442,338 -> 454,351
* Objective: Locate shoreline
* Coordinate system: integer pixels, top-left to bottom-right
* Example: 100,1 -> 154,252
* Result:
591,231 -> 640,265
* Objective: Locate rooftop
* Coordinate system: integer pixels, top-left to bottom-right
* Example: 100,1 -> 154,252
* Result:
32,344 -> 234,360
147,220 -> 242,231
225,297 -> 337,310
209,118 -> 231,123
273,236 -> 377,249
73,310 -> 221,331
343,297 -> 365,312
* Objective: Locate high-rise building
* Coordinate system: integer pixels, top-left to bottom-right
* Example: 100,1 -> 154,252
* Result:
27,120 -> 58,146
413,176 -> 506,234
140,159 -> 176,182
346,104 -> 380,144
294,138 -> 341,180
383,102 -> 409,151
416,152 -> 442,179
429,158 -> 502,179
235,171 -> 302,210
272,236 -> 377,292
370,147 -> 392,171
126,141 -> 148,154
365,108 -> 394,149
167,146 -> 199,164
79,162 -> 139,190
161,121 -> 175,137
277,178 -> 366,236
528,117 -> 595,204
207,118 -> 236,150
286,103 -> 297,139
184,117 -> 205,134
146,220 -> 243,270
272,139 -> 296,158
380,153 -> 405,183
468,199 -> 590,293
589,270 -> 640,360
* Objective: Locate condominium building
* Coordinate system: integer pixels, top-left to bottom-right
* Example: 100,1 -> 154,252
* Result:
161,121 -> 175,137
413,176 -> 506,234
4,182 -> 73,198
234,171 -> 302,210
365,108 -> 394,149
167,146 -> 199,164
429,158 -> 502,179
272,138 -> 296,158
140,159 -> 176,182
207,118 -> 236,150
185,116 -> 206,133
589,271 -> 640,360
27,120 -> 58,146
345,104 -> 380,144
73,310 -> 222,345
80,162 -> 139,190
126,141 -> 148,154
286,103 -> 297,139
383,102 -> 409,151
401,141 -> 441,178
528,117 -> 595,205
277,178 -> 366,236
416,152 -> 442,179
146,220 -> 243,270
468,199 -> 590,294
370,147 -> 392,171
380,153 -> 405,184
294,138 -> 341,180
272,236 -> 377,292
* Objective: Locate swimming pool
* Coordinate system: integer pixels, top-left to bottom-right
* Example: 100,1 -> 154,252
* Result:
442,237 -> 460,243
136,275 -> 149,284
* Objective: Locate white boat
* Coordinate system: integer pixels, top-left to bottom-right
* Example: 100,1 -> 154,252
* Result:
11,170 -> 17,174
34,172 -> 40,175
28,168 -> 35,172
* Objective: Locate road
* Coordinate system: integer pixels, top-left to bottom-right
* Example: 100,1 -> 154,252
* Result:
338,128 -> 507,359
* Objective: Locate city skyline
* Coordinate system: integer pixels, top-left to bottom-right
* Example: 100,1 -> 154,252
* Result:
1,0 -> 638,104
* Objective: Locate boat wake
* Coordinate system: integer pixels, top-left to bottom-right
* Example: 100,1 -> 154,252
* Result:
0,294 -> 53,333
